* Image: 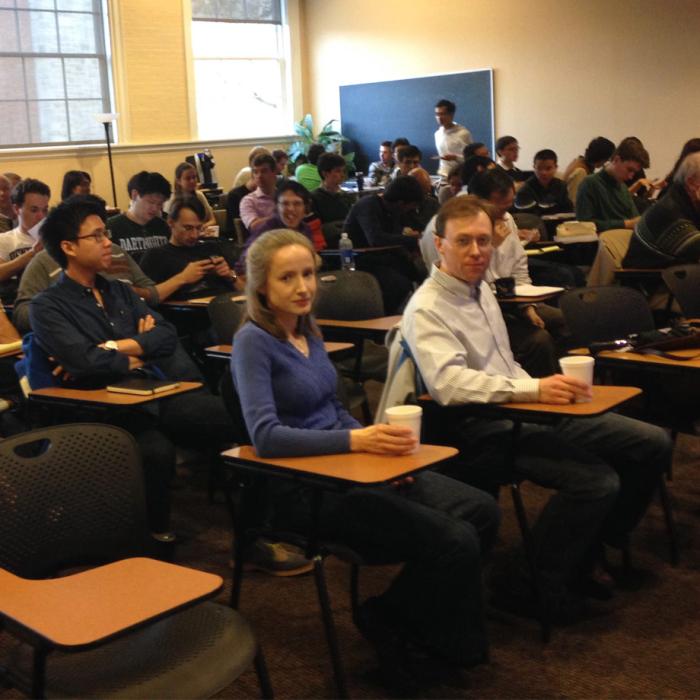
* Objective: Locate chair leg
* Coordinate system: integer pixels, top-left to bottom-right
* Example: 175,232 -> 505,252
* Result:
349,563 -> 360,620
254,647 -> 274,699
658,475 -> 680,566
312,555 -> 349,699
31,646 -> 47,700
510,482 -> 551,644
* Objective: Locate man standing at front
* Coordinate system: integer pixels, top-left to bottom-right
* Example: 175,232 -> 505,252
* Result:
401,195 -> 670,620
434,99 -> 472,182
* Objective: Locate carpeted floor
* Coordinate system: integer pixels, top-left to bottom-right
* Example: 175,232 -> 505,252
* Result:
3,416 -> 700,698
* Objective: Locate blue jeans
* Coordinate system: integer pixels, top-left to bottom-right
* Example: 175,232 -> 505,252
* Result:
274,470 -> 499,664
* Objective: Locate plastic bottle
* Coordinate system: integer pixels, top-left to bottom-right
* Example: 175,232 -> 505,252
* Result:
338,232 -> 355,271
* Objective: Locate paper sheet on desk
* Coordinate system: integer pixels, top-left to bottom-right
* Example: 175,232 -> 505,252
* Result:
514,284 -> 564,297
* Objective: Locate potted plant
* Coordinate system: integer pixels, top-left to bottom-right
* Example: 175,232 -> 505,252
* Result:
289,114 -> 355,171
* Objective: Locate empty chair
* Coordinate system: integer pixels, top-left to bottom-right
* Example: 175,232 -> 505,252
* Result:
662,264 -> 700,318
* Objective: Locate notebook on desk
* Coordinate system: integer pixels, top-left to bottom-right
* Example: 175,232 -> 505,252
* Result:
106,378 -> 180,396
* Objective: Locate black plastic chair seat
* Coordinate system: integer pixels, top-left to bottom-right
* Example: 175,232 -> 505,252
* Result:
3,602 -> 256,699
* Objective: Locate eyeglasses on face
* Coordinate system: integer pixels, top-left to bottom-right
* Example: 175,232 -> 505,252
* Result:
76,230 -> 110,243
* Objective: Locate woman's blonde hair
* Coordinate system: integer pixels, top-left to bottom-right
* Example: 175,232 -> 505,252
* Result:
242,229 -> 321,340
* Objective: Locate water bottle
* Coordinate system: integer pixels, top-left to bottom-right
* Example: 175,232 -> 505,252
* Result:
339,232 -> 355,271
355,171 -> 364,192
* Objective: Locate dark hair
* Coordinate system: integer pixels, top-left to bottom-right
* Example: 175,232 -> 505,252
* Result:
468,169 -> 515,200
275,180 -> 311,207
11,178 -> 51,207
383,176 -> 424,205
381,140 -> 392,148
173,162 -> 196,195
495,136 -> 518,154
435,195 -> 495,237
463,142 -> 486,159
252,153 -> 277,171
668,138 -> 700,182
435,98 -> 456,114
271,149 -> 288,162
583,137 -> 615,167
614,138 -> 650,168
534,149 -> 558,163
168,195 -> 206,222
317,152 -> 346,178
447,163 -> 462,180
42,194 -> 107,268
391,137 -> 410,150
459,156 -> 495,188
60,171 -> 91,201
396,144 -> 422,162
126,171 -> 171,200
307,144 -> 326,165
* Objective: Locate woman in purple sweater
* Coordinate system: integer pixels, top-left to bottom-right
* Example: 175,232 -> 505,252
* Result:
231,228 -> 499,690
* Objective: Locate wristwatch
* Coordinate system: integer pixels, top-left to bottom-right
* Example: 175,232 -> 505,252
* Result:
104,340 -> 119,351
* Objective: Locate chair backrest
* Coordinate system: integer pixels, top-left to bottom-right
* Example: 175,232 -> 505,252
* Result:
559,286 -> 655,345
662,264 -> 700,318
233,218 -> 248,245
314,270 -> 384,320
0,423 -> 150,578
208,292 -> 246,344
213,208 -> 226,230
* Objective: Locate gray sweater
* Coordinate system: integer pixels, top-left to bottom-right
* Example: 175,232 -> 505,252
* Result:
13,244 -> 158,334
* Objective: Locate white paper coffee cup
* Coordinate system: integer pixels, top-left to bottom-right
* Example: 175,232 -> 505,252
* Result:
385,405 -> 422,452
558,356 -> 594,402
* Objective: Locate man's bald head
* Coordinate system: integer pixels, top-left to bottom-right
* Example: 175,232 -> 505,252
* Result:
409,167 -> 432,195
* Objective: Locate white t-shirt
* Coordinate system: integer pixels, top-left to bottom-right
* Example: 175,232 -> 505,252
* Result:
434,122 -> 472,178
0,226 -> 35,262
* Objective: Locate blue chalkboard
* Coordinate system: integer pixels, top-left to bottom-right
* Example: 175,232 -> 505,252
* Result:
340,69 -> 494,176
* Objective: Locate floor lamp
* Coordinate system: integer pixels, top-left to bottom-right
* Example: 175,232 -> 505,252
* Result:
95,112 -> 119,209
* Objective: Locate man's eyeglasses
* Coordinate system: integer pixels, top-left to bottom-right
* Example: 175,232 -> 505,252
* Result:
179,224 -> 206,233
76,230 -> 110,243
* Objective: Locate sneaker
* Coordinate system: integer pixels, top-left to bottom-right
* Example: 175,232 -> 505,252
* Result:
243,538 -> 313,577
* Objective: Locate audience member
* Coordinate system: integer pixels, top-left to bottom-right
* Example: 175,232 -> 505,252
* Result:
460,155 -> 496,193
393,145 -> 422,179
434,98 -> 472,180
515,149 -> 574,216
60,171 -> 91,201
294,144 -> 325,192
141,196 -> 236,300
438,164 -> 463,205
407,167 -> 440,230
232,145 -> 272,189
563,136 -> 615,203
0,178 -> 49,285
272,149 -> 289,178
391,137 -> 410,165
657,138 -> 700,199
0,174 -> 15,233
495,136 -> 521,175
106,171 -> 171,261
310,152 -> 353,224
163,162 -> 215,227
30,195 -> 234,538
401,194 -> 671,621
2,172 -> 21,189
575,139 -> 647,232
463,142 -> 490,159
623,152 -> 700,268
239,154 -> 278,231
368,140 -> 394,186
232,228 -> 498,688
235,180 -> 314,277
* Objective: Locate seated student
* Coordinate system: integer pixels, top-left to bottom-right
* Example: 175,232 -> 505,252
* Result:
391,137 -> 410,165
272,149 -> 289,179
232,145 -> 272,189
235,180 -> 315,278
294,143 -> 325,192
107,171 -> 171,261
343,176 -> 424,313
239,153 -> 278,231
575,138 -> 647,232
563,136 -> 615,204
141,196 -> 237,300
495,135 -> 521,176
163,162 -> 215,228
232,228 -> 499,688
368,140 -> 395,186
623,152 -> 700,268
30,195 -> 235,539
310,152 -> 353,224
401,194 -> 671,619
60,170 -> 91,201
0,178 -> 50,292
0,174 -> 15,234
515,149 -> 574,216
463,142 -> 490,159
438,164 -> 463,205
656,138 -> 700,199
392,144 -> 422,179
407,167 -> 440,230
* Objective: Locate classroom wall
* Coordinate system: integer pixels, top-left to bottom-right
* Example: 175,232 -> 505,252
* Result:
302,0 -> 700,178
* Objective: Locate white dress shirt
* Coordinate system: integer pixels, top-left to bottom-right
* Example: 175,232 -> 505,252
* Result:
401,263 -> 540,406
434,122 -> 472,178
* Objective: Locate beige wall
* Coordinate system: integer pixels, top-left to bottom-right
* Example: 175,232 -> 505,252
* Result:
303,0 -> 700,178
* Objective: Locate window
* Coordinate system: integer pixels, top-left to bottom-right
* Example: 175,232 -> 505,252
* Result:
191,0 -> 291,140
0,0 -> 112,147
